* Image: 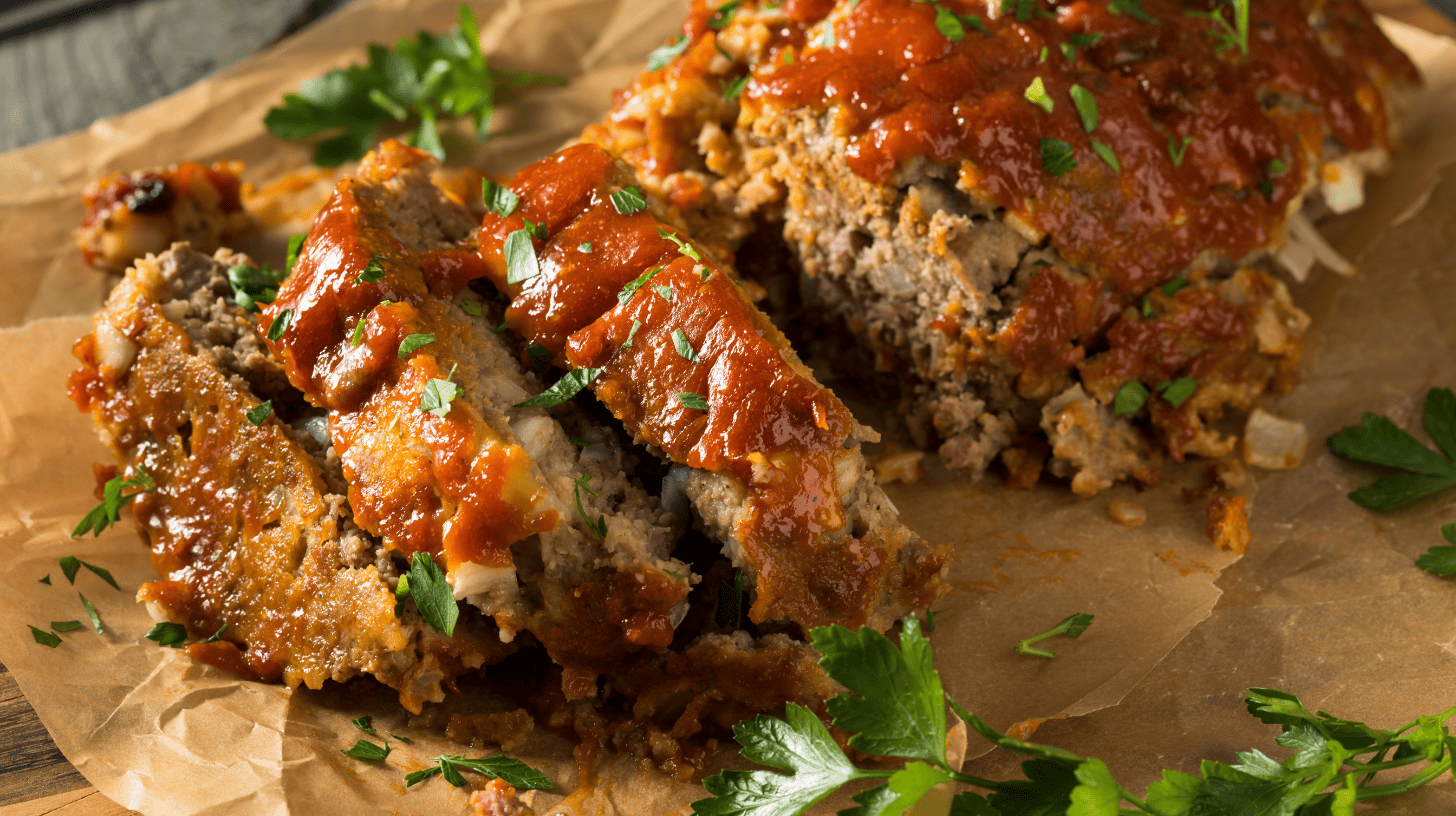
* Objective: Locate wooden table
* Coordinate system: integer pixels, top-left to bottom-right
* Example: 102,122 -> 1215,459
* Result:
1,0 -> 1453,813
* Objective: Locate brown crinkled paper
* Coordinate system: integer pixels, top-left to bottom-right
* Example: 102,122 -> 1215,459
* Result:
0,1 -> 1454,813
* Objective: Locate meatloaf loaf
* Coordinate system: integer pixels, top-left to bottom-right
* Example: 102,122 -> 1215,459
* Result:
584,0 -> 1419,494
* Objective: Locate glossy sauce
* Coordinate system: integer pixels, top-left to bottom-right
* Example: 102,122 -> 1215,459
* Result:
477,144 -> 900,627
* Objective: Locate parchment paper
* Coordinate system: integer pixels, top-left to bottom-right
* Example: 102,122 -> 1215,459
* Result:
0,1 -> 1453,814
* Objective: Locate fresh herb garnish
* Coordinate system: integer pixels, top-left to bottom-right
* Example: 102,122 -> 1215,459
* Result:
227,263 -> 286,312
573,473 -> 607,541
350,315 -> 369,346
204,625 -> 227,643
934,4 -> 967,41
1060,42 -> 1077,61
1258,180 -> 1276,201
1023,77 -> 1054,113
482,178 -> 519,217
51,621 -> 83,632
1416,523 -> 1456,576
1113,380 -> 1149,416
1069,31 -> 1103,47
648,34 -> 691,71
30,626 -> 61,648
267,308 -> 292,342
1187,0 -> 1250,56
723,75 -> 750,99
246,400 -> 273,426
342,740 -> 390,761
1158,376 -> 1197,407
657,226 -> 703,261
286,234 -> 306,274
1108,0 -> 1160,24
515,368 -> 602,408
1167,134 -> 1194,166
73,467 -> 156,538
1015,612 -> 1094,658
1327,387 -> 1456,511
622,319 -> 642,349
60,556 -> 81,583
353,716 -> 376,734
578,241 -> 594,253
611,185 -> 648,215
405,552 -> 459,636
709,0 -> 742,29
679,392 -> 710,412
1160,277 -> 1187,295
526,344 -> 552,370
504,228 -> 541,285
405,755 -> 554,790
653,284 -> 675,302
419,364 -> 460,418
495,321 -> 510,333
459,298 -> 483,317
672,329 -> 702,362
694,617 -> 1456,816
397,332 -> 437,359
1091,139 -> 1120,173
264,4 -> 565,166
83,562 -> 119,589
570,436 -> 591,448
39,575 -> 51,585
1267,157 -> 1287,176
618,267 -> 661,306
355,255 -> 386,284
1040,138 -> 1077,176
78,593 -> 103,634
523,218 -> 547,240
146,622 -> 188,648
389,732 -> 413,743
1069,84 -> 1097,132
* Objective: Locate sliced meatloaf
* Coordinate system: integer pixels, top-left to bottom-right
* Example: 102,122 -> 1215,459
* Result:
77,163 -> 251,273
68,243 -> 514,712
475,142 -> 949,632
584,0 -> 1418,492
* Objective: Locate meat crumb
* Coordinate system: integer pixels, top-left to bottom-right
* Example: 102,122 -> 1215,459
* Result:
873,445 -> 928,485
1207,496 -> 1252,554
1106,499 -> 1147,528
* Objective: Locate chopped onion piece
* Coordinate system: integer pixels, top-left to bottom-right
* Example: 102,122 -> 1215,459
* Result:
1284,211 -> 1354,277
1242,408 -> 1308,470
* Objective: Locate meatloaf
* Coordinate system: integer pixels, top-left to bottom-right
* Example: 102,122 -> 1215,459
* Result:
584,0 -> 1419,494
77,163 -> 250,273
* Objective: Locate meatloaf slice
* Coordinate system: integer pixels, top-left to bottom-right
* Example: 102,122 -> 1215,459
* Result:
476,142 -> 949,633
67,244 -> 514,713
585,0 -> 1418,492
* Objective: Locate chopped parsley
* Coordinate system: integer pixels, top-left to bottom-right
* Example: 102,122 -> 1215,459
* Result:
672,329 -> 702,362
723,75 -> 750,99
419,364 -> 460,417
60,556 -> 81,583
1160,277 -> 1187,295
622,319 -> 642,348
246,400 -> 273,426
579,242 -> 593,253
1040,138 -> 1077,176
618,267 -> 661,306
1258,180 -> 1276,201
51,620 -> 83,632
1187,0 -> 1250,56
1113,379 -> 1149,416
525,344 -> 553,371
354,255 -> 386,284
570,436 -> 592,448
653,285 -> 676,302
1326,387 -> 1456,511
1416,523 -> 1456,576
515,368 -> 602,408
73,467 -> 156,538
341,740 -> 390,761
1167,134 -> 1194,166
266,308 -> 292,342
1109,0 -> 1159,24
1158,377 -> 1197,407
79,593 -> 103,634
1091,139 -> 1121,173
1060,42 -> 1077,61
39,575 -> 51,585
405,552 -> 459,635
523,218 -> 547,240
1015,612 -> 1095,658
573,473 -> 607,541
1267,157 -> 1287,176
285,234 -> 306,274
1023,77 -> 1054,113
611,185 -> 648,215
227,263 -> 286,312
708,0 -> 741,29
459,298 -> 483,318
647,34 -> 691,71
397,333 -> 436,359
503,228 -> 541,285
1069,31 -> 1104,47
715,569 -> 743,629
405,755 -> 554,790
204,624 -> 227,643
658,226 -> 703,261
1069,84 -> 1097,132
146,621 -> 188,648
482,178 -> 519,216
679,392 -> 710,411
350,315 -> 369,346
30,626 -> 61,648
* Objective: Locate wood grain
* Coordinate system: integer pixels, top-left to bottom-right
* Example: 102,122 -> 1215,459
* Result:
0,0 -> 1451,811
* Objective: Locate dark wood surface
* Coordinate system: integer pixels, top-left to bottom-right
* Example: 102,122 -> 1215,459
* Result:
0,0 -> 1452,814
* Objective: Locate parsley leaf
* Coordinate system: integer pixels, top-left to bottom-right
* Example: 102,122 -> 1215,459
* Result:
1109,0 -> 1160,24
60,556 -> 80,583
146,621 -> 188,648
72,467 -> 157,538
227,263 -> 285,312
516,368 -> 601,408
1040,138 -> 1077,176
30,626 -> 61,648
405,552 -> 459,636
1113,380 -> 1148,417
504,228 -> 541,285
51,621 -> 83,632
1186,0 -> 1250,56
1090,139 -> 1120,173
680,392 -> 710,412
353,716 -> 376,734
1167,134 -> 1194,166
1158,377 -> 1197,408
623,319 -> 642,349
1024,77 -> 1053,113
342,740 -> 390,761
355,255 -> 386,284
611,186 -> 647,215
1416,523 -> 1456,576
397,332 -> 436,359
407,755 -> 554,790
285,234 -> 306,275
619,267 -> 661,306
1069,84 -> 1097,132
482,178 -> 519,216
1326,388 -> 1456,511
723,75 -> 750,99
935,4 -> 967,41
657,226 -> 703,261
79,592 -> 104,634
459,298 -> 483,318
573,474 -> 608,541
1014,612 -> 1094,659
709,0 -> 742,29
246,400 -> 273,426
264,4 -> 565,166
648,35 -> 691,71
267,308 -> 292,342
672,329 -> 702,362
419,365 -> 460,417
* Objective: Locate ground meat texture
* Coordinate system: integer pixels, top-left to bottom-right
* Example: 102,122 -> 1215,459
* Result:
77,162 -> 250,273
584,0 -> 1416,492
476,143 -> 949,632
67,244 -> 514,713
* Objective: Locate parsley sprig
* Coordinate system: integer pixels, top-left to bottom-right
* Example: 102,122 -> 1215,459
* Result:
1327,387 -> 1456,511
1416,523 -> 1456,576
694,616 -> 1456,816
73,467 -> 156,538
1186,0 -> 1251,56
405,755 -> 553,790
1014,612 -> 1094,658
264,4 -> 565,166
